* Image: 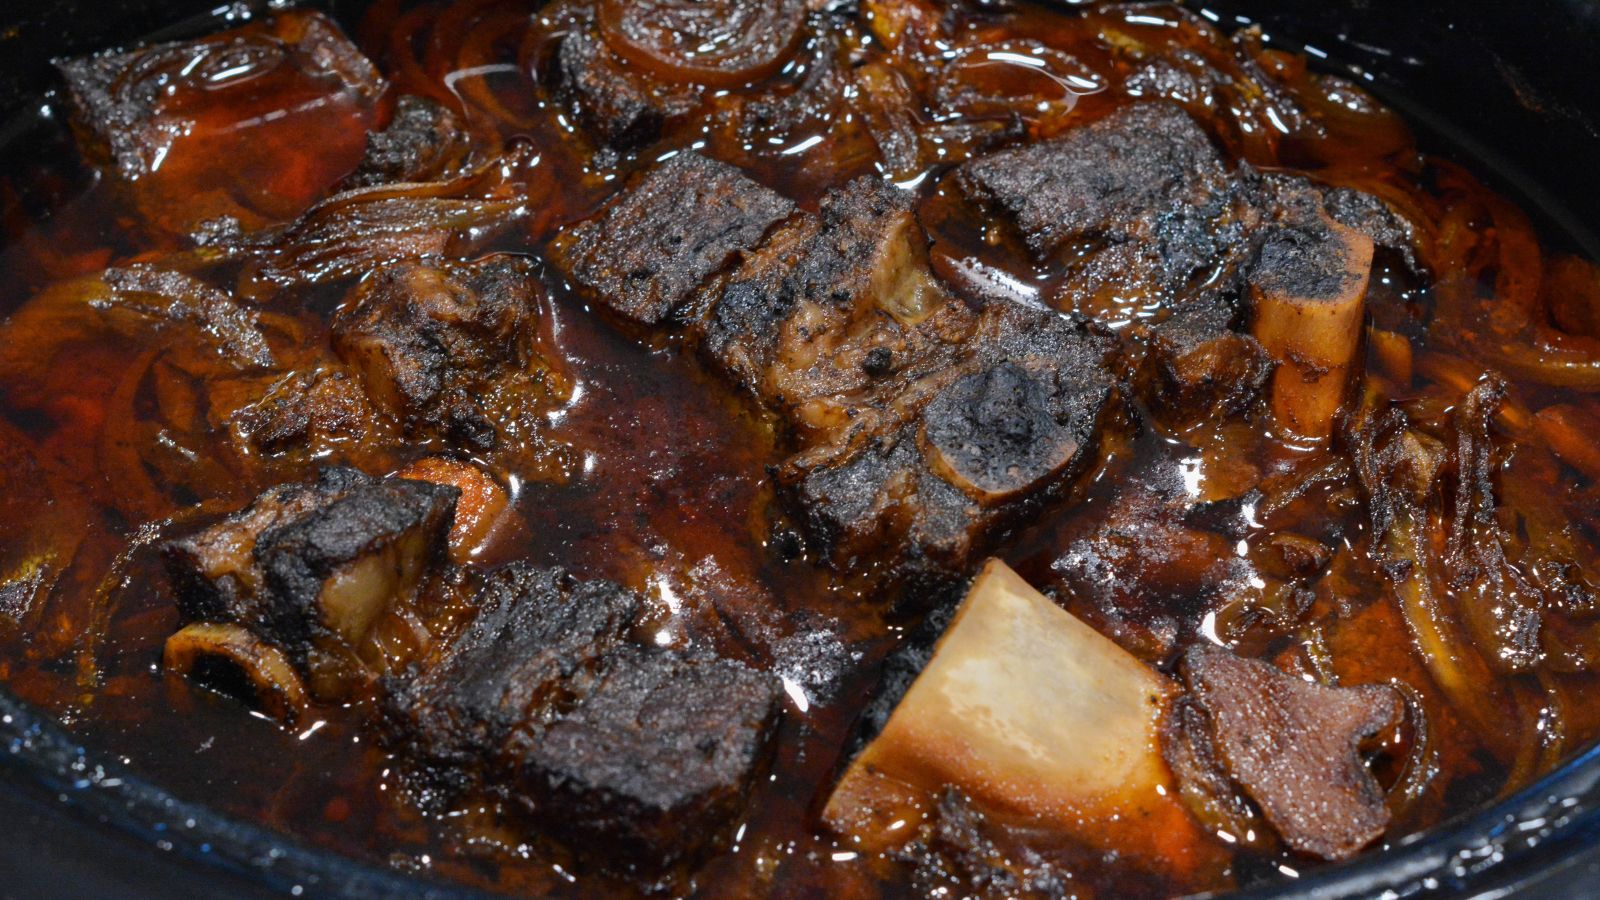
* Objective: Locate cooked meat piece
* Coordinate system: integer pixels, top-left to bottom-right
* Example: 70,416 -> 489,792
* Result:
1160,695 -> 1265,849
383,563 -> 779,866
164,467 -> 458,701
792,311 -> 1113,566
701,177 -> 975,444
549,152 -> 795,324
522,646 -> 782,869
1144,298 -> 1272,427
1178,645 -> 1404,861
344,95 -> 470,189
557,26 -> 701,150
1322,186 -> 1419,270
381,564 -> 639,796
704,177 -> 910,386
55,10 -> 385,232
1031,434 -> 1266,663
331,256 -> 556,449
253,479 -> 455,653
921,361 -> 1088,504
223,367 -> 381,455
956,101 -> 1230,264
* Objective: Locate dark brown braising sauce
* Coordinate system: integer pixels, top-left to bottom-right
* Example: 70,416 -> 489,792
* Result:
2,0 -> 1600,895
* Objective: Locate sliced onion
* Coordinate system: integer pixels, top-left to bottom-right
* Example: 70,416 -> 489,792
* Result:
597,0 -> 805,89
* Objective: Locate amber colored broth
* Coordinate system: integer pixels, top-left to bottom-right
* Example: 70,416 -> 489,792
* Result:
2,0 -> 1600,896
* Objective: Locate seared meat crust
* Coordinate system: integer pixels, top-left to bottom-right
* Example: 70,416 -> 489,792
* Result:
551,151 -> 795,324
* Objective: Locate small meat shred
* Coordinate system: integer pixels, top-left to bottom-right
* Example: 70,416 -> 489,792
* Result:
344,95 -> 470,188
1176,645 -> 1404,860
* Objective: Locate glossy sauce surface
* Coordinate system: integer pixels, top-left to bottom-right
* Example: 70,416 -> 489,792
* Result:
2,1 -> 1600,896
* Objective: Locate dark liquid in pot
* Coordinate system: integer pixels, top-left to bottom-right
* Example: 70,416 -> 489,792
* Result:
3,1 -> 1600,895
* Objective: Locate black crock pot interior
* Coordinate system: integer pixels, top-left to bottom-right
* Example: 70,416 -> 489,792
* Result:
1,0 -> 1599,896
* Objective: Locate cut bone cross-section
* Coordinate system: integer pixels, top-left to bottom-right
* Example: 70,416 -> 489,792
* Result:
824,559 -> 1218,879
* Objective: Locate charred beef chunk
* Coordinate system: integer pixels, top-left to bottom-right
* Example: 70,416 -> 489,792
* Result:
956,101 -> 1230,265
557,26 -> 700,150
550,152 -> 795,324
344,95 -> 470,188
1144,298 -> 1272,427
793,310 -> 1114,567
1175,645 -> 1404,860
523,646 -> 782,868
383,564 -> 780,867
163,467 -> 458,704
331,256 -> 558,449
382,564 -> 638,794
674,176 -> 1117,567
701,177 -> 975,444
55,10 -> 385,233
1322,185 -> 1419,271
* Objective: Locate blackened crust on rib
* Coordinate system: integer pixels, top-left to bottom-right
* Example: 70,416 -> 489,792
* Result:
793,309 -> 1114,568
701,176 -> 920,394
522,646 -> 782,868
163,466 -> 457,661
1179,645 -> 1404,861
956,101 -> 1229,260
381,563 -> 638,796
165,467 -> 369,629
254,475 -> 458,650
921,361 -> 1080,502
380,564 -> 780,868
1322,185 -> 1420,271
550,152 -> 795,324
1249,221 -> 1362,300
